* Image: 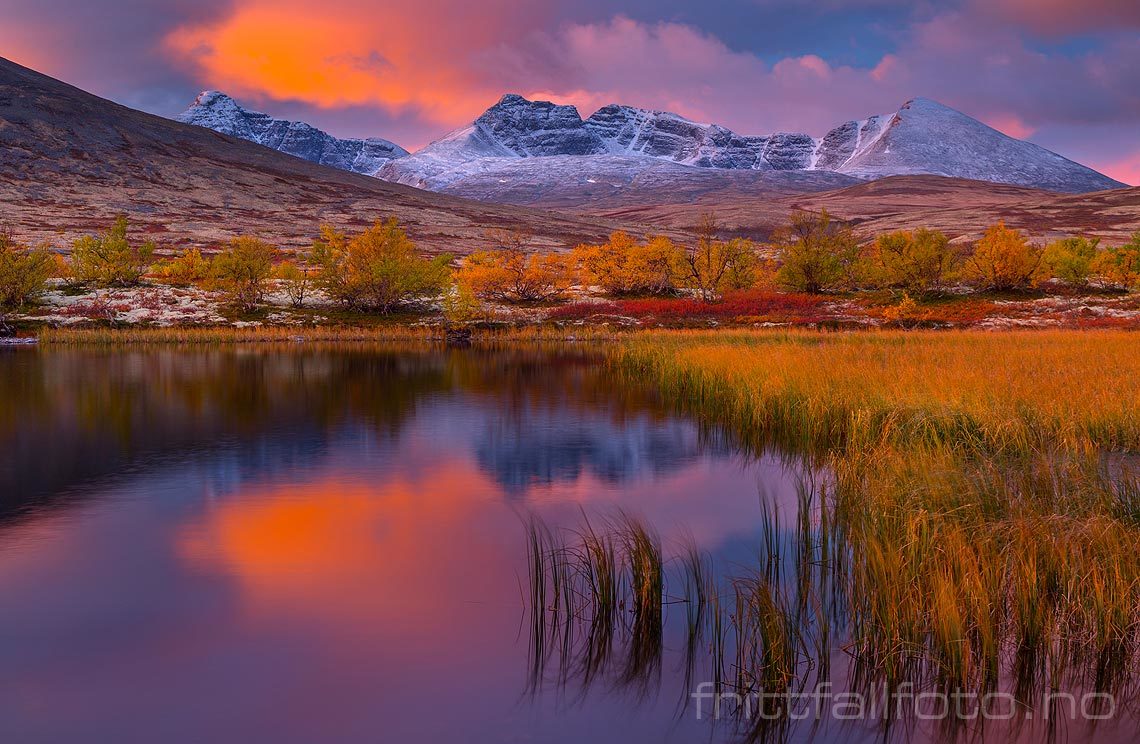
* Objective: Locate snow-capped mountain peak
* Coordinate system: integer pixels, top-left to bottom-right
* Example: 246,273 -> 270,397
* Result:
471,94 -> 607,157
177,92 -> 407,176
380,93 -> 1122,194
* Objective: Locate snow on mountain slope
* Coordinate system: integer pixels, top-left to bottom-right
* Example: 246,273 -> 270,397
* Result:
178,91 -> 408,176
584,104 -> 767,168
835,98 -> 1121,193
382,94 -> 1123,195
423,154 -> 860,208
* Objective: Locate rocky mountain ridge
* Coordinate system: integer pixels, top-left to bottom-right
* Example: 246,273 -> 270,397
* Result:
379,95 -> 1123,194
178,91 -> 408,176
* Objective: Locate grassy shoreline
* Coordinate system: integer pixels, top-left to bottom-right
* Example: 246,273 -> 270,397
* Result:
606,329 -> 1140,707
31,324 -> 628,346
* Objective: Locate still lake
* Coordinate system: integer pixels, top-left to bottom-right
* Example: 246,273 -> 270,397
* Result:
0,345 -> 1131,743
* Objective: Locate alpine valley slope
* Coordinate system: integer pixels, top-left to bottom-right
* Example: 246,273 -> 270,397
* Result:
0,57 -> 617,253
592,175 -> 1140,244
377,94 -> 1124,200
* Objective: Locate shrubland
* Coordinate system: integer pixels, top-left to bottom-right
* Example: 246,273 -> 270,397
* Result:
2,214 -> 1139,327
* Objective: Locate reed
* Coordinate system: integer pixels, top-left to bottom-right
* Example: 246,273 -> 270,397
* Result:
599,328 -> 1140,729
613,329 -> 1140,456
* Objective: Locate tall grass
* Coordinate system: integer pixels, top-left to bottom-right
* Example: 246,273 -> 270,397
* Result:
613,329 -> 1140,455
566,329 -> 1140,735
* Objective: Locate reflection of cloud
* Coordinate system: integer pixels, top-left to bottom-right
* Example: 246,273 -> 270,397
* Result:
474,406 -> 721,497
178,468 -> 508,638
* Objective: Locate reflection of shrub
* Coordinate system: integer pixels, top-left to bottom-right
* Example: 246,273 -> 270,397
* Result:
70,215 -> 155,287
0,230 -> 52,309
964,222 -> 1044,291
212,236 -> 277,312
312,218 -> 451,312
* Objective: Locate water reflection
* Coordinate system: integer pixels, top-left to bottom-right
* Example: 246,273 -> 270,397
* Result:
1,345 -> 1129,743
0,344 -> 790,743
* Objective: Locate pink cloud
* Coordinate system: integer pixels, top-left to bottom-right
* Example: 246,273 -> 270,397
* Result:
1090,150 -> 1140,187
980,114 -> 1036,140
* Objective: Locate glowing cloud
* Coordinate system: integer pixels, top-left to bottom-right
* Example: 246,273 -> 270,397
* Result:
165,0 -> 553,125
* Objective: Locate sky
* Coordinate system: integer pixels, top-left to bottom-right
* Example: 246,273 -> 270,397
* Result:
2,0 -> 1139,184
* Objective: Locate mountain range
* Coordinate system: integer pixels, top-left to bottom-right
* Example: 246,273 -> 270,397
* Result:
0,56 -> 613,252
2,55 -> 1138,252
180,91 -> 1125,197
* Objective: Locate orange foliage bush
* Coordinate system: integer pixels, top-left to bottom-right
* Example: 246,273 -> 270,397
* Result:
573,231 -> 684,296
965,222 -> 1044,291
458,249 -> 575,303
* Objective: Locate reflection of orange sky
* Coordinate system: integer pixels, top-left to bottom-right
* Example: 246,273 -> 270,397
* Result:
177,442 -> 785,641
178,463 -> 515,640
164,0 -> 550,126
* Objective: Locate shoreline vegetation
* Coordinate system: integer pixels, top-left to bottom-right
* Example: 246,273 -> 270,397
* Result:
2,212 -> 1140,337
524,329 -> 1140,736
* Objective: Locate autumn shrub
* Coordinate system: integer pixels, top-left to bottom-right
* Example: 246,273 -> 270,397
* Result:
0,230 -> 53,309
880,293 -> 928,327
70,215 -> 155,287
774,209 -> 860,293
458,249 -> 575,303
212,236 -> 277,312
441,279 -> 483,324
1091,233 -> 1140,291
865,228 -> 956,295
312,218 -> 450,312
574,232 -> 684,296
273,259 -> 312,308
1043,236 -> 1099,287
964,222 -> 1044,291
676,214 -> 762,301
152,248 -> 212,287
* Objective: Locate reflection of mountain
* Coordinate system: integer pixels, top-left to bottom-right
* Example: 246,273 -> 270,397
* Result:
1,345 -> 746,518
0,348 -> 450,516
474,404 -> 716,497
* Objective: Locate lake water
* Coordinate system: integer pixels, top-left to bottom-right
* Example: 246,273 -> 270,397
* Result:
0,345 -> 1132,743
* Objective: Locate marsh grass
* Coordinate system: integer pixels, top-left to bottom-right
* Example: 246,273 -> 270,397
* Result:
523,329 -> 1140,737
613,329 -> 1140,456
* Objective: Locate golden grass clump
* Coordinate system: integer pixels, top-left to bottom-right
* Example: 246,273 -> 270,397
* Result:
605,329 -> 1140,710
